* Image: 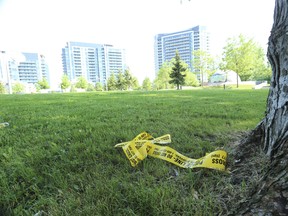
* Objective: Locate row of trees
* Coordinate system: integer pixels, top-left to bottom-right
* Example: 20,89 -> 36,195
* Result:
0,78 -> 50,94
106,69 -> 139,91
60,69 -> 140,92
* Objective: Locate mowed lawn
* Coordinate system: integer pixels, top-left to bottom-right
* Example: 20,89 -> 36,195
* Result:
0,89 -> 268,215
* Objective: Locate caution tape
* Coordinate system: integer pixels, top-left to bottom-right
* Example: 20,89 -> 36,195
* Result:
115,132 -> 227,171
0,122 -> 9,128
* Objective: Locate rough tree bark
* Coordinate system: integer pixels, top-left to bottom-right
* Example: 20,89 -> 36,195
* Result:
232,0 -> 288,215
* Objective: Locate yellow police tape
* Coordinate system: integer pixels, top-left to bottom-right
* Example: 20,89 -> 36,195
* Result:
115,132 -> 227,171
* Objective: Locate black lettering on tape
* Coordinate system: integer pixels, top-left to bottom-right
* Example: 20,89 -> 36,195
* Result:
166,154 -> 173,159
174,158 -> 184,165
126,149 -> 133,158
211,154 -> 220,158
146,146 -> 152,153
212,158 -> 226,166
194,160 -> 203,165
153,150 -> 160,156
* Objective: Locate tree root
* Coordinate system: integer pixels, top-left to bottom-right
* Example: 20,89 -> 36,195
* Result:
229,125 -> 288,215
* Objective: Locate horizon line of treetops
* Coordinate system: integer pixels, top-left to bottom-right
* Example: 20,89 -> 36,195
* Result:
0,34 -> 271,94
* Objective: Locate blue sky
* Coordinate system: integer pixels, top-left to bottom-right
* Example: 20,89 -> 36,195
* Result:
0,0 -> 275,88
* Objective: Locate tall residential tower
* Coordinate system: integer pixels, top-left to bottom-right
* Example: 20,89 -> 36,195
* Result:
62,42 -> 126,86
0,51 -> 50,92
154,25 -> 210,74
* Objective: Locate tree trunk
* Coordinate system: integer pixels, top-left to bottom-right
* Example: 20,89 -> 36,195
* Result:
264,0 -> 288,158
232,0 -> 288,215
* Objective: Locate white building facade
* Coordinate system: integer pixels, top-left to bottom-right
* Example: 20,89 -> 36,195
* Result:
0,51 -> 50,93
154,25 -> 210,76
62,42 -> 126,86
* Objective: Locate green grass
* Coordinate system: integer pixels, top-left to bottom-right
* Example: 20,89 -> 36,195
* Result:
0,89 -> 268,215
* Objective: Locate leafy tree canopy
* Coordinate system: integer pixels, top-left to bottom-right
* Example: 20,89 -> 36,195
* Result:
86,83 -> 95,92
123,68 -> 133,90
116,70 -> 125,91
192,49 -> 216,86
12,82 -> 25,94
75,76 -> 88,89
0,82 -> 6,94
107,72 -> 117,91
95,82 -> 103,91
184,71 -> 199,87
154,61 -> 174,90
131,76 -> 140,90
36,78 -> 50,90
60,74 -> 71,90
221,34 -> 270,81
142,77 -> 152,91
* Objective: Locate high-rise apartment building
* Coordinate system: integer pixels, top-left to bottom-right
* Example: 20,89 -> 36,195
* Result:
154,25 -> 210,74
62,42 -> 126,85
18,53 -> 50,84
0,51 -> 50,92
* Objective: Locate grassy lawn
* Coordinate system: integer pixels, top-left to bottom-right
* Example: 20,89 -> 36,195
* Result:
0,89 -> 268,215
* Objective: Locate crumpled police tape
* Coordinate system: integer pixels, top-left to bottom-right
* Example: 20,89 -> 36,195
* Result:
0,122 -> 9,128
115,132 -> 227,171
